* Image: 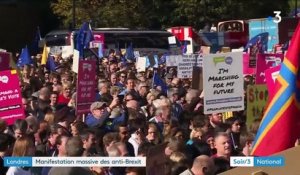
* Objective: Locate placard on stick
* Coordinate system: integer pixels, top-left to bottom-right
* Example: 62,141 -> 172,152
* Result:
203,52 -> 244,114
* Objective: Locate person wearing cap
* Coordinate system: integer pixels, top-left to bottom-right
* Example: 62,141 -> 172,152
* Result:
85,102 -> 109,128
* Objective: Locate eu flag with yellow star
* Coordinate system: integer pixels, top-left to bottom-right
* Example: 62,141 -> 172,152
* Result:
252,21 -> 300,156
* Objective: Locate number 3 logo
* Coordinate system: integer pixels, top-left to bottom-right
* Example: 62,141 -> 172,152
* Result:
273,11 -> 282,23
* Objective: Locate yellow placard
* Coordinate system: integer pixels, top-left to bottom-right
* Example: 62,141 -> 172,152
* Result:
222,111 -> 233,122
246,84 -> 268,126
11,70 -> 17,74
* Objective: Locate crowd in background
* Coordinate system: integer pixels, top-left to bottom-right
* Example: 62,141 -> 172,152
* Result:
0,49 -> 259,175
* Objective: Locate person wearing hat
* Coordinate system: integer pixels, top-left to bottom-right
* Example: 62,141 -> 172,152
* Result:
85,102 -> 109,128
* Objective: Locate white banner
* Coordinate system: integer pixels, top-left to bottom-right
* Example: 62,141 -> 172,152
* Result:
166,55 -> 179,67
136,57 -> 147,72
177,54 -> 202,78
203,52 -> 244,114
72,49 -> 80,73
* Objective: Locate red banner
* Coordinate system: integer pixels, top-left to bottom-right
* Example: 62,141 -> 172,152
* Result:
0,70 -> 24,125
76,60 -> 97,115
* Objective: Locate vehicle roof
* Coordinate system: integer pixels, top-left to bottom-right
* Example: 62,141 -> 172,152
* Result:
92,29 -> 171,34
45,30 -> 71,36
45,29 -> 172,36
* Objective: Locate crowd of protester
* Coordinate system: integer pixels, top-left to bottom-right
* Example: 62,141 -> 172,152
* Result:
0,49 -> 259,175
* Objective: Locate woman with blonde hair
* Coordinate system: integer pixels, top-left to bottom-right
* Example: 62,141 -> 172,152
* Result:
44,112 -> 55,125
140,91 -> 157,119
57,82 -> 73,105
6,136 -> 35,175
169,151 -> 188,164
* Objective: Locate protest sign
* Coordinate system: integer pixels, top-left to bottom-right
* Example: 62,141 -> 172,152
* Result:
203,52 -> 244,114
90,34 -> 105,48
76,60 -> 97,115
134,51 -> 140,58
177,54 -> 202,78
166,55 -> 179,67
222,111 -> 233,122
200,46 -> 211,55
249,46 -> 258,68
265,65 -> 281,99
61,46 -> 74,59
168,36 -> 177,45
246,84 -> 268,126
255,53 -> 283,84
221,47 -> 231,53
49,45 -> 73,58
232,48 -> 244,52
136,57 -> 147,72
243,53 -> 255,75
0,52 -> 10,71
0,70 -> 24,125
249,19 -> 278,52
72,49 -> 80,73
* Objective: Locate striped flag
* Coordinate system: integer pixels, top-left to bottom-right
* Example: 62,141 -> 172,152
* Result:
251,21 -> 300,156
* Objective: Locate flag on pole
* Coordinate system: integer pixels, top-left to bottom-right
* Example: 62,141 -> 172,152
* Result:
98,43 -> 103,58
76,22 -> 94,58
153,55 -> 159,68
125,43 -> 135,61
244,32 -> 269,52
251,22 -> 300,156
159,53 -> 167,65
146,56 -> 150,68
182,41 -> 187,54
46,55 -> 57,72
153,72 -> 168,94
41,45 -> 48,65
30,26 -> 41,55
17,47 -> 33,67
